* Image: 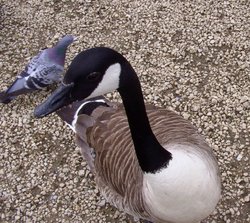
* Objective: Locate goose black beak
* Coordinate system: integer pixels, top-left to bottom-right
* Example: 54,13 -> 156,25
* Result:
34,83 -> 74,118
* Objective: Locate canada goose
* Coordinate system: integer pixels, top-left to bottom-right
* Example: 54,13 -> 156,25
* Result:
34,47 -> 221,223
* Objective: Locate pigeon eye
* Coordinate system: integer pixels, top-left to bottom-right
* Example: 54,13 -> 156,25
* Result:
86,72 -> 101,81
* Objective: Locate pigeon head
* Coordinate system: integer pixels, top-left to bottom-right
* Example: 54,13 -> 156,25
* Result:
48,35 -> 76,66
55,35 -> 76,49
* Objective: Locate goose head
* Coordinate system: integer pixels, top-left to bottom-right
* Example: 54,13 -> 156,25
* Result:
35,47 -> 172,174
35,47 -> 133,117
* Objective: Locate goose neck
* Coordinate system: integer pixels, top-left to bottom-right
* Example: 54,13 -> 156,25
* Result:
118,63 -> 172,173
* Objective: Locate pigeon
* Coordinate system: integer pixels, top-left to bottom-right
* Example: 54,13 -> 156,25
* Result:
0,34 -> 76,104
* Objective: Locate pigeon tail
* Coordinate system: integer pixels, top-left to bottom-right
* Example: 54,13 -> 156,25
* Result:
0,86 -> 36,104
0,77 -> 26,104
5,76 -> 36,95
0,91 -> 14,104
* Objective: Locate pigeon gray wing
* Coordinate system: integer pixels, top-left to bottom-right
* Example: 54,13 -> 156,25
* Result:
26,64 -> 63,89
4,50 -> 45,95
1,50 -> 63,103
25,50 -> 46,77
2,50 -> 45,95
0,62 -> 63,103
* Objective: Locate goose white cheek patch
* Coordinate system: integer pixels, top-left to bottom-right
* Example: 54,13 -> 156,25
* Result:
88,63 -> 121,98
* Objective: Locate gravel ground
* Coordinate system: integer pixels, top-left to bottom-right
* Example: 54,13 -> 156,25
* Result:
0,1 -> 249,222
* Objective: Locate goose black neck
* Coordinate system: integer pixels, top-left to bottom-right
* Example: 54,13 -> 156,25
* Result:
118,62 -> 172,173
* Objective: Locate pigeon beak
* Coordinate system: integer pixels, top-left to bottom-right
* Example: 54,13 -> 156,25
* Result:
34,83 -> 74,118
73,36 -> 78,41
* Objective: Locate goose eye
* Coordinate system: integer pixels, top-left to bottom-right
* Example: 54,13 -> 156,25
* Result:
86,72 -> 101,81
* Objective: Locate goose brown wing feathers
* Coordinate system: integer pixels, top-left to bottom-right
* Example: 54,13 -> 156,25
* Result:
75,104 -> 217,219
75,104 -> 147,217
